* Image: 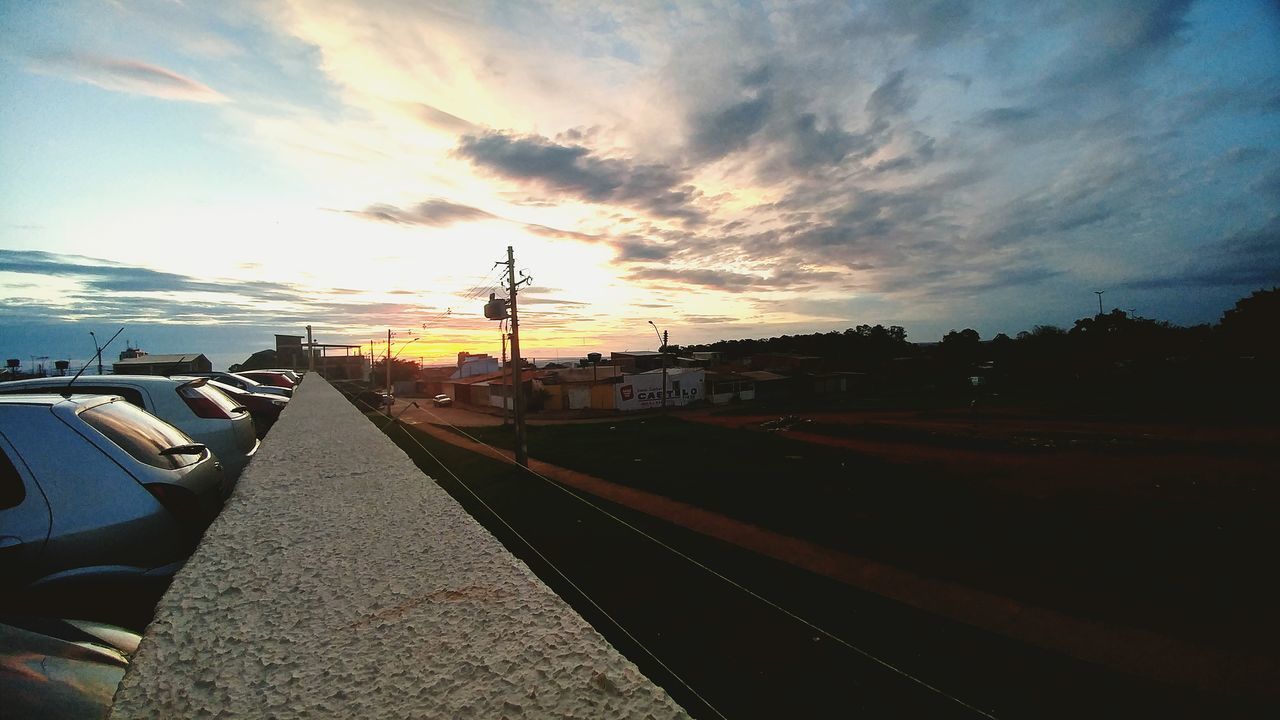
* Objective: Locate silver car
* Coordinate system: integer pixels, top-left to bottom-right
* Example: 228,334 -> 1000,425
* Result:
0,375 -> 259,481
179,372 -> 293,398
0,394 -> 226,603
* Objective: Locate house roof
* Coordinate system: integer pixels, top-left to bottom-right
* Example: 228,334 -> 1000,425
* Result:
739,370 -> 788,381
637,366 -> 702,376
114,354 -> 208,366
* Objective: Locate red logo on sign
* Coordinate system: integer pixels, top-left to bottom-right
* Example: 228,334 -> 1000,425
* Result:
620,385 -> 634,401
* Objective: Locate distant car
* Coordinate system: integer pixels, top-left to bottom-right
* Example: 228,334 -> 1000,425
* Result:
0,375 -> 259,481
0,616 -> 141,719
354,389 -> 393,409
0,394 -> 226,622
263,369 -> 304,385
178,372 -> 292,399
432,394 -> 453,407
203,380 -> 287,438
234,370 -> 297,390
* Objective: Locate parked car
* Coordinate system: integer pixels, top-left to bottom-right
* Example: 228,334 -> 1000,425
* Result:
264,368 -> 304,385
0,375 -> 259,481
234,370 -> 297,389
1,616 -> 141,719
0,394 -> 226,624
432,394 -> 453,407
178,371 -> 292,398
354,389 -> 393,409
202,380 -> 287,438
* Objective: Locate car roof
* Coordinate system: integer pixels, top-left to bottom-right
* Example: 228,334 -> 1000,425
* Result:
0,393 -> 119,409
0,375 -> 190,388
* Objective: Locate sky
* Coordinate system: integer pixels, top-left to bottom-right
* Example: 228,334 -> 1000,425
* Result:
2,0 -> 1278,372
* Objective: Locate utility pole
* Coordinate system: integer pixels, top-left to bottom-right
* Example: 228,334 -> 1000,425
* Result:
385,329 -> 394,417
1094,290 -> 1105,316
501,319 -> 510,427
507,247 -> 530,466
649,321 -> 668,412
487,246 -> 532,466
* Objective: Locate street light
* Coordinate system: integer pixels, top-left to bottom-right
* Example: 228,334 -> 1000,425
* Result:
89,331 -> 102,375
1094,290 -> 1105,316
648,321 -> 668,411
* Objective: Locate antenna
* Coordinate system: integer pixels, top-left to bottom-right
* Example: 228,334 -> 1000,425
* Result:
65,327 -> 124,396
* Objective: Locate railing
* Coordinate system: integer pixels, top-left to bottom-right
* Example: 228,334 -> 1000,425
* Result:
110,375 -> 685,719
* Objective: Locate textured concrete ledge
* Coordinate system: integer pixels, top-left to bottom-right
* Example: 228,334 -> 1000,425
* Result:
111,376 -> 686,719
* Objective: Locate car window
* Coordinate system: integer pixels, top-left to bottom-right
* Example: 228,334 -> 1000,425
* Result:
188,382 -> 244,414
79,400 -> 200,470
0,444 -> 25,509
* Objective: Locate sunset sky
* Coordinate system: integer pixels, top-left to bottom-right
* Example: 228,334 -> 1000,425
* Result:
2,0 -> 1278,371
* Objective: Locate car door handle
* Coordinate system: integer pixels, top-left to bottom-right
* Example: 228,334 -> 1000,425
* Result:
0,535 -> 24,551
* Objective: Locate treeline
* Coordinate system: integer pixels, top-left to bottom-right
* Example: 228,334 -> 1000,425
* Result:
687,288 -> 1279,415
687,288 -> 1279,365
683,323 -> 911,371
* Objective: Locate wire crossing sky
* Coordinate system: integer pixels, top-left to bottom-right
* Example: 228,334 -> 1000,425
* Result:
2,1 -> 1278,369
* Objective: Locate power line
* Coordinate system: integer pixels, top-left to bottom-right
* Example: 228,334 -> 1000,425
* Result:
347,394 -> 728,719
408,407 -> 1001,720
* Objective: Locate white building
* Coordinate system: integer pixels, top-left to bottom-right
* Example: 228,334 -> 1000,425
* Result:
614,368 -> 705,411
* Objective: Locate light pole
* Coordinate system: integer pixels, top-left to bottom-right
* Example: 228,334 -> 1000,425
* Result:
1094,290 -> 1105,316
648,321 -> 668,412
89,331 -> 103,375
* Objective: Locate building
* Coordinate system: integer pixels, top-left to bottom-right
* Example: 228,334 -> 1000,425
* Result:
615,367 -> 705,411
113,353 -> 212,376
541,366 -> 622,410
275,334 -> 367,380
611,351 -> 669,374
452,352 -> 500,379
706,370 -> 756,404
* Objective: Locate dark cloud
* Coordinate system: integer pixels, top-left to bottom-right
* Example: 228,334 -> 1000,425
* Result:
611,238 -> 674,262
0,249 -> 295,299
456,131 -> 705,224
976,106 -> 1038,128
878,0 -> 976,48
1042,0 -> 1194,92
347,198 -> 496,227
689,91 -> 773,161
1121,218 -> 1280,290
623,266 -> 841,292
865,70 -> 916,122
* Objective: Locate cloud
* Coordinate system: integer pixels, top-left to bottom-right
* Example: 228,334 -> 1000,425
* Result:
1041,0 -> 1195,92
610,237 -> 674,262
689,89 -> 773,161
1121,217 -> 1280,290
456,131 -> 705,224
412,102 -> 478,133
346,198 -> 497,227
865,70 -> 916,122
27,53 -> 228,103
623,267 -> 841,293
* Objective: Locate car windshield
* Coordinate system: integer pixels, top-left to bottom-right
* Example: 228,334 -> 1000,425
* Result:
80,400 -> 200,470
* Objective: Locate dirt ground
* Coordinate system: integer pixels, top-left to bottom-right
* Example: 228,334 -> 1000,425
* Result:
684,406 -> 1279,503
389,399 -> 1279,699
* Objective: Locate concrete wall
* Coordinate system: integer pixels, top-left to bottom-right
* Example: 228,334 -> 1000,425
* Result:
111,376 -> 686,719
